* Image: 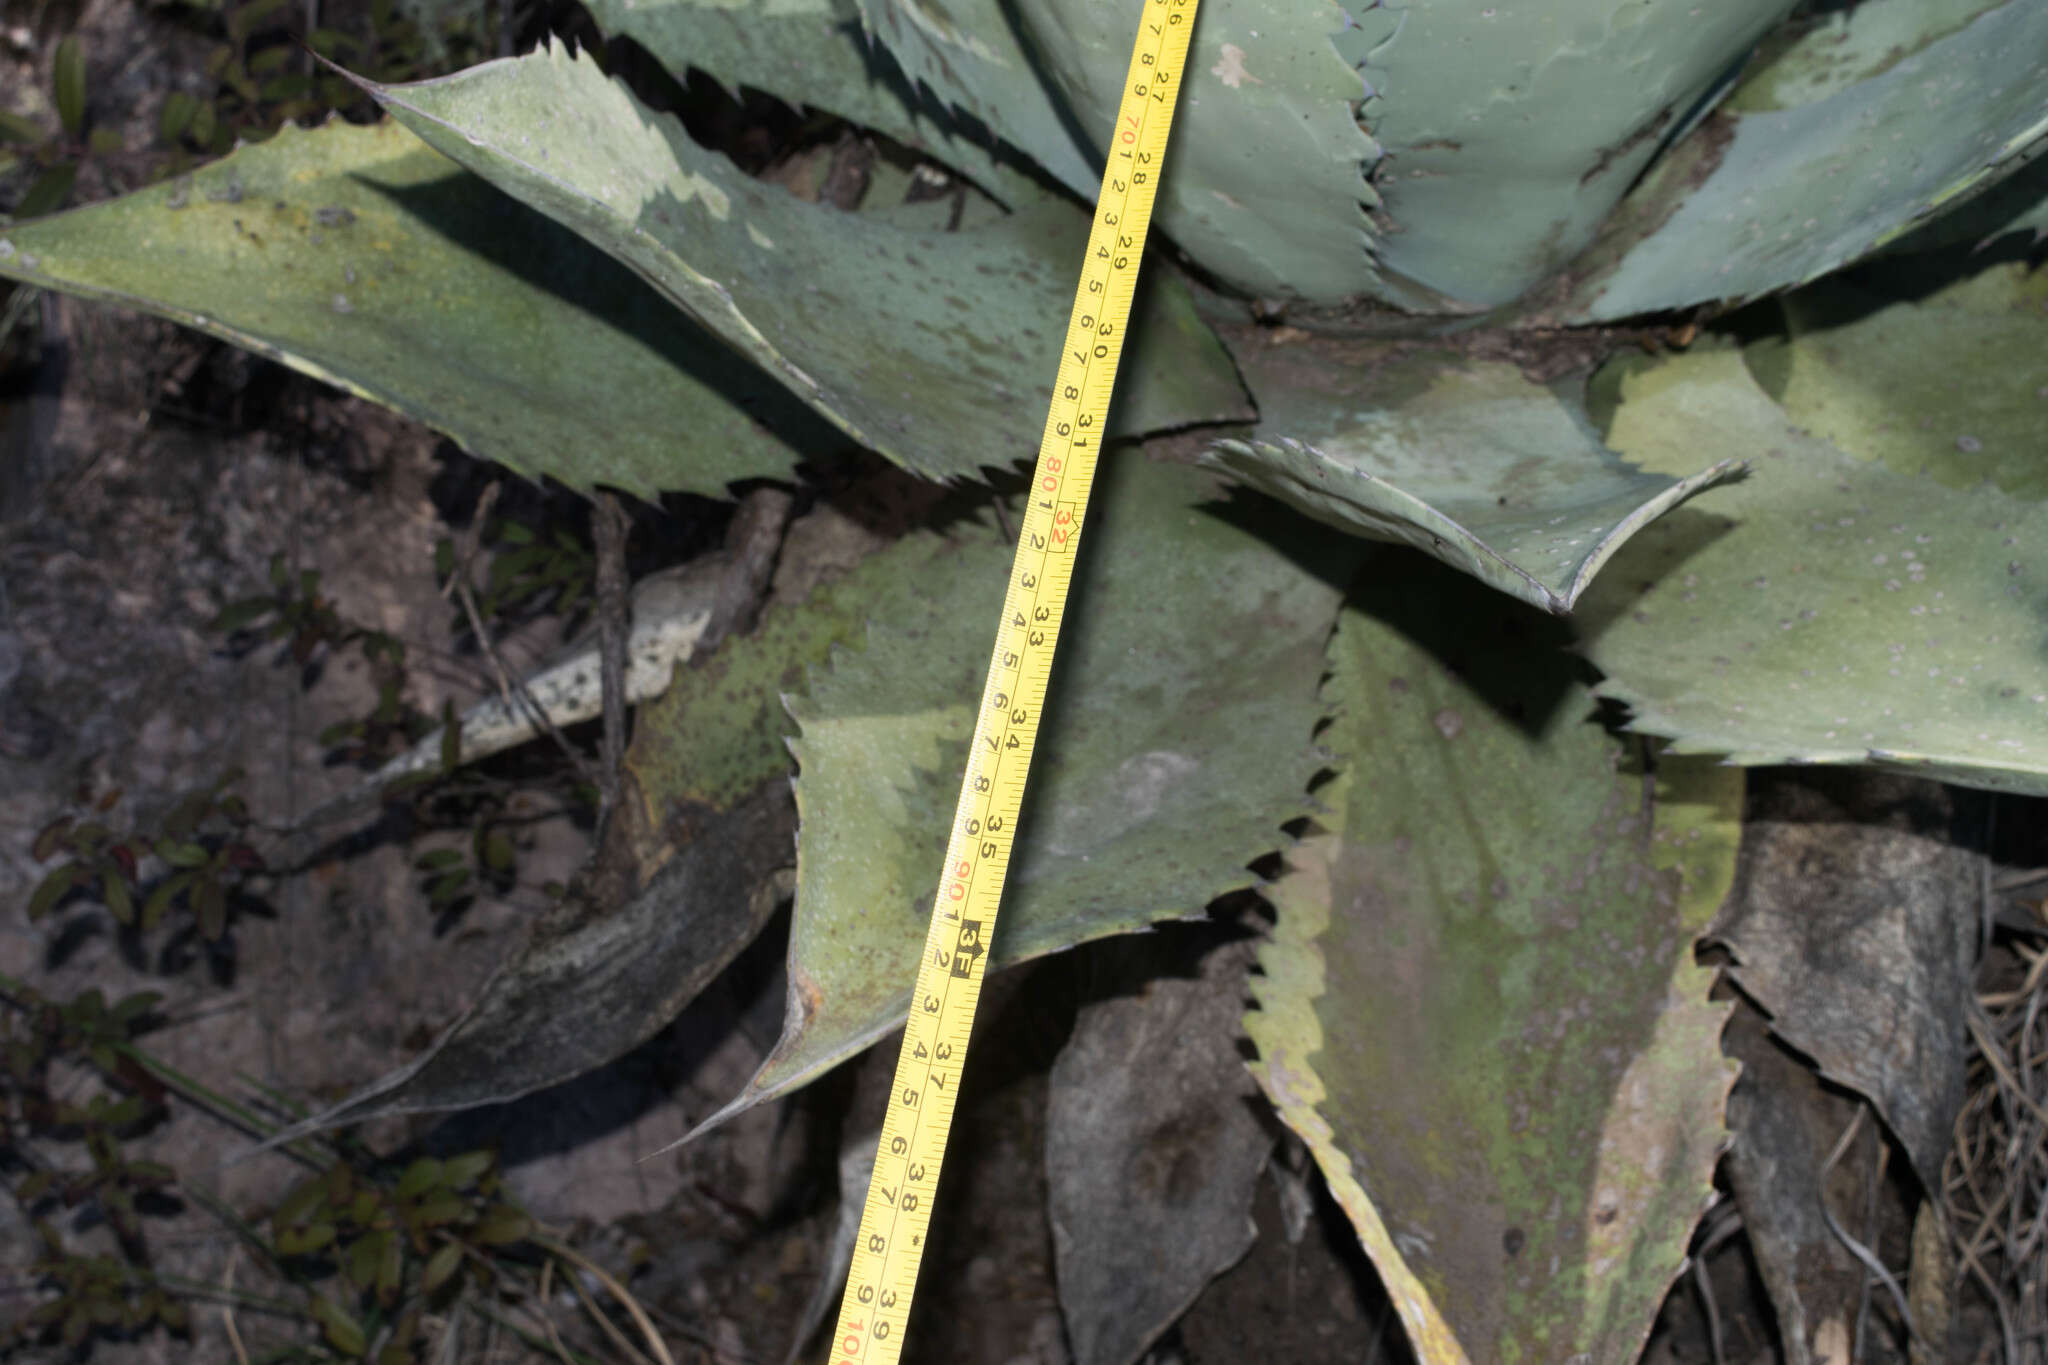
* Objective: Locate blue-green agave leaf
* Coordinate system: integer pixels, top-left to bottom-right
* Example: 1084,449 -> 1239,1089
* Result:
1564,0 -> 2048,321
850,0 -> 1098,196
0,120 -> 817,497
696,455 -> 1360,1127
1247,568 -> 1743,1364
1004,0 -> 1400,307
361,43 -> 1250,482
582,0 -> 1032,202
1578,336 -> 2048,795
1883,141 -> 2048,256
1745,258 -> 2048,499
1204,329 -> 1739,613
1350,0 -> 1793,311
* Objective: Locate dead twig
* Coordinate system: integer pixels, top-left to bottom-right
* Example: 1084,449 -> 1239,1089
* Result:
220,1246 -> 250,1365
531,1259 -> 580,1365
441,482 -> 596,788
1945,930 -> 2048,1365
535,1234 -> 675,1365
1818,1106 -> 1926,1359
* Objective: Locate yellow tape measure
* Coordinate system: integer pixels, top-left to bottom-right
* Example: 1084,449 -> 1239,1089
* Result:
827,2 -> 1199,1360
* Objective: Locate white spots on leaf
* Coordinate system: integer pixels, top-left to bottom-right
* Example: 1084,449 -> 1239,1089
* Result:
331,294 -> 353,314
895,0 -> 1011,65
1432,708 -> 1463,740
1210,43 -> 1263,89
1957,435 -> 1983,453
746,222 -> 775,250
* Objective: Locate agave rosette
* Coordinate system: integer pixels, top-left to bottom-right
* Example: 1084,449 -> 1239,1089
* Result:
3,1 -> 2045,1359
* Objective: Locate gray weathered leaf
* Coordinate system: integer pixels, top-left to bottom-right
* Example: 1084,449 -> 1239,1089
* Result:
270,780 -> 794,1136
1205,329 -> 1739,613
1564,0 -> 2048,321
363,44 -> 1250,483
1713,768 -> 1986,1365
1708,770 -> 1984,1190
1049,930 -> 1270,1365
1721,1000 -> 1883,1365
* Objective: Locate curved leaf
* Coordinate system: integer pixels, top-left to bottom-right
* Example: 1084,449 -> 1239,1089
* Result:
259,781 -> 794,1139
1564,0 -> 2048,321
698,455 -> 1360,1126
1246,563 -> 1742,1364
1206,329 -> 1739,613
0,120 -> 823,497
362,44 -> 1251,483
1578,340 -> 2048,795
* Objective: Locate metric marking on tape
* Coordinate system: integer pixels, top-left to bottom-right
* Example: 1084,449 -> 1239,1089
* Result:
827,1 -> 1200,1361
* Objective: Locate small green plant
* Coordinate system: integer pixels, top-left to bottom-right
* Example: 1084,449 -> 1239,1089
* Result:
11,1224 -> 192,1354
213,554 -> 435,767
0,985 -> 183,1354
0,968 -> 567,1361
153,0 -> 506,166
0,36 -> 124,220
411,818 -> 517,920
269,1151 -> 533,1358
434,514 -> 597,641
28,776 -> 264,940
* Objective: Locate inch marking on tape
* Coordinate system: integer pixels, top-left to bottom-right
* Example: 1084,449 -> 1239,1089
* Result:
828,1 -> 1200,1360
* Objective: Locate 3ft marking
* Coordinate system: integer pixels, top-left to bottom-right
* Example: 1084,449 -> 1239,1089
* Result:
828,1 -> 1200,1360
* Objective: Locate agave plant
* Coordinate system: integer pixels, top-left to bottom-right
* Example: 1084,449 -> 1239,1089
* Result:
4,0 -> 2046,1359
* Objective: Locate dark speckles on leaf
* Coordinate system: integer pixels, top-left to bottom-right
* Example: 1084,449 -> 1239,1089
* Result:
314,205 -> 356,228
1503,1227 -> 1525,1257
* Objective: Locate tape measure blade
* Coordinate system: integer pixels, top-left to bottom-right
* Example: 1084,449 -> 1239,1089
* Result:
828,2 -> 1199,1360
